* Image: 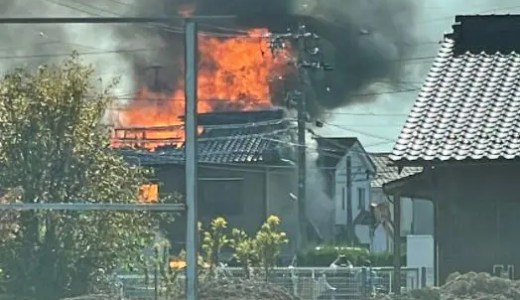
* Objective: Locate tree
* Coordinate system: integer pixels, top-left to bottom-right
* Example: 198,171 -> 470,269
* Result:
255,215 -> 288,279
0,55 -> 159,299
201,217 -> 230,272
230,228 -> 257,278
0,187 -> 22,242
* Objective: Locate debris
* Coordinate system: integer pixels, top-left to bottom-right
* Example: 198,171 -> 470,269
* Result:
375,272 -> 520,300
178,279 -> 299,300
60,295 -> 113,300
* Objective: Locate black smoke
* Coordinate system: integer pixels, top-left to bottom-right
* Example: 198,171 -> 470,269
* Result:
116,0 -> 418,116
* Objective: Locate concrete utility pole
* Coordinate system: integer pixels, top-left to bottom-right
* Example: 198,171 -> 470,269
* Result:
296,22 -> 308,247
184,19 -> 199,300
269,22 -> 332,247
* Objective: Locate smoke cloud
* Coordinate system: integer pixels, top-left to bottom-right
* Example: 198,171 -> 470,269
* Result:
1,0 -> 417,117
119,0 -> 418,116
305,133 -> 335,241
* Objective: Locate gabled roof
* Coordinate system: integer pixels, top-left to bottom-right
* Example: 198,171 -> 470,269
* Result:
369,153 -> 422,188
391,15 -> 520,164
316,137 -> 376,172
120,108 -> 295,165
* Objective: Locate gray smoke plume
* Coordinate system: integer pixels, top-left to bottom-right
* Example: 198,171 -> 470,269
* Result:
115,0 -> 418,116
0,0 -> 138,97
0,0 -> 417,117
305,133 -> 334,242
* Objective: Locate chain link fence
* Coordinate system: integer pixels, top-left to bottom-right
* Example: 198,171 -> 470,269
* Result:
117,266 -> 428,300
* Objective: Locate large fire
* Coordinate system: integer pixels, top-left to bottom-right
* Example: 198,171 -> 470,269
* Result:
112,28 -> 292,150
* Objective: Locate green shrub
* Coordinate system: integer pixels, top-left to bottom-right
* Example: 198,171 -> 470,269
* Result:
298,245 -> 405,267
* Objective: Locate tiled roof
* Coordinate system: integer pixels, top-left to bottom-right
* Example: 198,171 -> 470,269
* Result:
120,109 -> 295,165
391,15 -> 520,163
370,153 -> 422,188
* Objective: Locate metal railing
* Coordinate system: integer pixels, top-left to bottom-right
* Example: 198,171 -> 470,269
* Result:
117,266 -> 428,300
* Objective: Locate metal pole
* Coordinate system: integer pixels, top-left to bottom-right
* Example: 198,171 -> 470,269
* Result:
296,23 -> 307,247
346,156 -> 353,241
393,193 -> 402,295
184,19 -> 199,300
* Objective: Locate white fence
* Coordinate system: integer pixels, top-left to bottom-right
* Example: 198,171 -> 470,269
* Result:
117,266 -> 428,300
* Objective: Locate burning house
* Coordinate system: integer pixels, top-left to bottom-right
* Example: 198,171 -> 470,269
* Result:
118,108 -> 300,253
104,0 -> 417,253
109,20 -> 301,251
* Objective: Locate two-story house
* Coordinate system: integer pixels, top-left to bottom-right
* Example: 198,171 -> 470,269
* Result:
316,137 -> 376,247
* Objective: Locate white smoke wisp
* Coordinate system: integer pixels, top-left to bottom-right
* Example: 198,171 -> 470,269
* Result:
305,132 -> 335,242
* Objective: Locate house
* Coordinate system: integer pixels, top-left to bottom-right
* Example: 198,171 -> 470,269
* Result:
119,108 -> 301,254
384,15 -> 520,284
369,153 -> 431,253
315,137 -> 376,248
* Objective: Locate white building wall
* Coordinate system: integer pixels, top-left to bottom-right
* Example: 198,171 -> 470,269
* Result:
372,224 -> 391,253
370,188 -> 433,253
355,225 -> 371,245
333,146 -> 373,244
334,153 -> 371,226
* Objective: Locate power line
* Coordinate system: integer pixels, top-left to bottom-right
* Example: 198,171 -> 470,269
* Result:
0,202 -> 184,212
325,112 -> 408,117
0,17 -> 238,24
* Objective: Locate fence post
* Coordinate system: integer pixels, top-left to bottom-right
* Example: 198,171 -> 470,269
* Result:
421,267 -> 427,288
361,267 -> 367,298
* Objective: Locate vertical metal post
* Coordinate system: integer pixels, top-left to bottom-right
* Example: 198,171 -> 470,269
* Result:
185,19 -> 198,300
393,193 -> 402,295
154,248 -> 159,300
346,156 -> 353,241
296,23 -> 307,247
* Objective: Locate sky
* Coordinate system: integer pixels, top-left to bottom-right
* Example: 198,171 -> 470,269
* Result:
317,0 -> 520,153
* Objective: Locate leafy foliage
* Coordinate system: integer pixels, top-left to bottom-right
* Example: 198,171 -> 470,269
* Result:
0,55 -> 159,299
230,228 -> 258,276
254,215 -> 288,277
201,217 -> 230,272
0,187 -> 22,242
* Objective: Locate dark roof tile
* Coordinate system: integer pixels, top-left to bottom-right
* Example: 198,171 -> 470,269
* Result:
120,109 -> 295,165
369,153 -> 422,188
391,15 -> 520,163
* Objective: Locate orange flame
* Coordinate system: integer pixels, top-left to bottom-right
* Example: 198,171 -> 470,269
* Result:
112,29 -> 292,150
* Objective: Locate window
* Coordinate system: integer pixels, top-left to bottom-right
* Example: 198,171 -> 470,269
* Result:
199,179 -> 243,216
139,183 -> 159,203
357,188 -> 366,210
342,187 -> 346,210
